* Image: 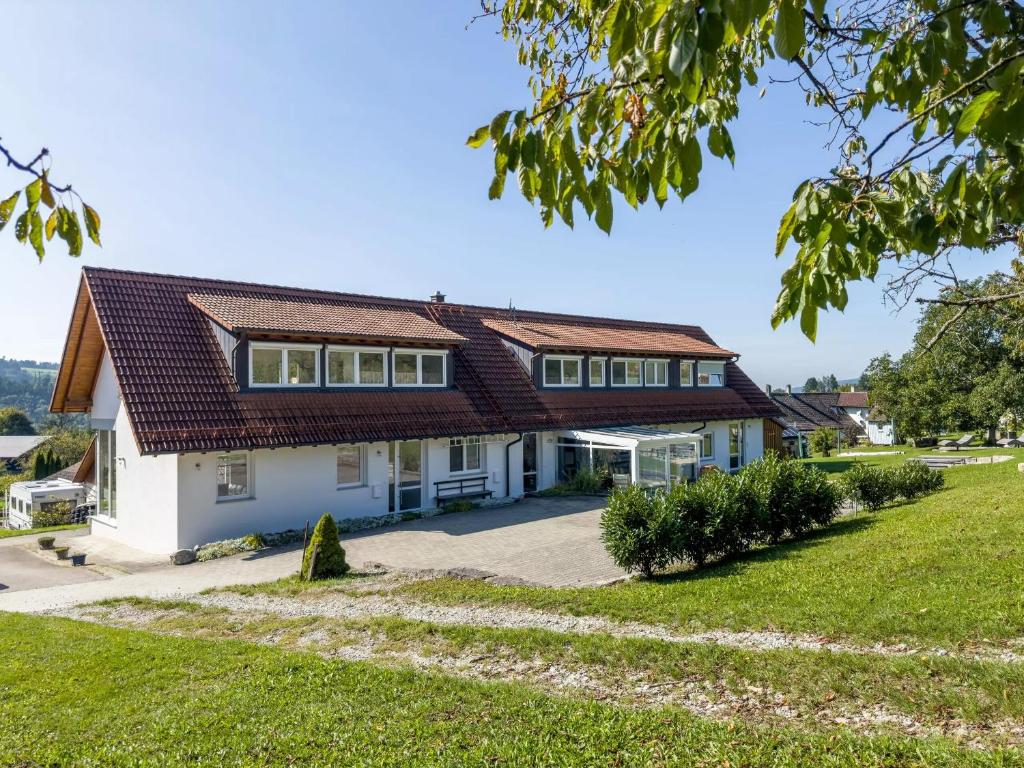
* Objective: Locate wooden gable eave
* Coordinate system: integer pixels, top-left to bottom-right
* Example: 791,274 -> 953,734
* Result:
50,275 -> 106,414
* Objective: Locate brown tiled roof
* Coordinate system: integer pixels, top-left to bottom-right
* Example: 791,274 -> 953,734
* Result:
188,293 -> 466,345
483,318 -> 735,358
67,267 -> 779,455
837,391 -> 869,408
771,393 -> 865,435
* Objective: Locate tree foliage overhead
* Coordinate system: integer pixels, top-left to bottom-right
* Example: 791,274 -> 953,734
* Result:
865,272 -> 1024,437
1,139 -> 101,260
468,0 -> 1024,340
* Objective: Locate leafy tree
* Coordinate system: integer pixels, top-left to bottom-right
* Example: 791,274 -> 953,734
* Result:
820,373 -> 839,392
803,376 -> 821,393
0,407 -> 35,436
808,427 -> 836,456
0,140 -> 101,260
866,273 -> 1022,438
469,0 -> 1024,341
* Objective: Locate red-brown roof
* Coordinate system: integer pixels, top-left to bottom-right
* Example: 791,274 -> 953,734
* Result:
482,318 -> 735,358
62,267 -> 779,455
838,391 -> 869,408
188,293 -> 466,345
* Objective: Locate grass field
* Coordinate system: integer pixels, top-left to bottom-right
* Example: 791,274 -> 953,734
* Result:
1,613 -> 1019,767
0,523 -> 85,539
396,451 -> 1024,647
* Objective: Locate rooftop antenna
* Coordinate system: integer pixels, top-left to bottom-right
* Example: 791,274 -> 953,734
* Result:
508,298 -> 517,325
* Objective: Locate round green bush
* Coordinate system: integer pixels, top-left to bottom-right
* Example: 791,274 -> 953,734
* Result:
670,470 -> 747,566
840,462 -> 896,511
601,485 -> 676,578
888,462 -> 945,500
301,514 -> 350,580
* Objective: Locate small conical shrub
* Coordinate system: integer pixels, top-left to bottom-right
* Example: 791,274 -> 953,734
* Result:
301,513 -> 350,580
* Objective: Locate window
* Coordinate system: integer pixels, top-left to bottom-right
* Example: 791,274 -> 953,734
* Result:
644,360 -> 668,387
336,445 -> 365,487
249,343 -> 320,387
701,432 -> 714,460
393,350 -> 446,386
217,453 -> 251,500
96,429 -> 117,519
679,361 -> 694,387
698,361 -> 726,387
611,359 -> 642,386
543,356 -> 581,387
449,436 -> 482,473
729,423 -> 742,470
327,347 -> 387,386
589,358 -> 606,386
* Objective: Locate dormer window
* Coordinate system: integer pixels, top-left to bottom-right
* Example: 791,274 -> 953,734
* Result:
698,361 -> 726,387
327,346 -> 387,387
611,359 -> 642,386
250,343 -> 319,387
644,360 -> 668,387
543,355 -> 581,387
393,349 -> 446,387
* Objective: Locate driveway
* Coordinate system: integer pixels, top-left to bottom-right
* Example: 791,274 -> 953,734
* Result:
0,531 -> 106,594
0,496 -> 621,614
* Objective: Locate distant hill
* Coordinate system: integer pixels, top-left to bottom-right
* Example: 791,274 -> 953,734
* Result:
0,358 -> 61,426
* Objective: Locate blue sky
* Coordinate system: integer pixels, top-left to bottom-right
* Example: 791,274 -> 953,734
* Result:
0,1 -> 1003,387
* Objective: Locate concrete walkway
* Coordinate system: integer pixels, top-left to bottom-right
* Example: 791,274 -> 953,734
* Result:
0,496 -> 621,613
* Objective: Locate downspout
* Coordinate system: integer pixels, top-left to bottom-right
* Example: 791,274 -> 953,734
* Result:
505,433 -> 523,498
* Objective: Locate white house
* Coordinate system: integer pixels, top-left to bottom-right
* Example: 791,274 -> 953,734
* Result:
837,391 -> 895,445
50,267 -> 782,555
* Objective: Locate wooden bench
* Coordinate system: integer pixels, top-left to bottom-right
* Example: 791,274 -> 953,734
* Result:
434,475 -> 493,508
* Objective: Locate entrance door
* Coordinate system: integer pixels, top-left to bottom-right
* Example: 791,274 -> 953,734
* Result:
522,433 -> 538,492
389,440 -> 423,512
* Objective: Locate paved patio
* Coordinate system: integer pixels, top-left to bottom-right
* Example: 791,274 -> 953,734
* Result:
0,496 -> 621,613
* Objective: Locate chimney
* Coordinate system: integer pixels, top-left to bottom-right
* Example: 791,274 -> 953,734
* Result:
430,291 -> 446,304
786,384 -> 792,394
765,384 -> 772,396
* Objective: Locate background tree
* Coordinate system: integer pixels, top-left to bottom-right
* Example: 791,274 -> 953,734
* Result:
469,0 -> 1024,341
0,407 -> 35,436
865,272 -> 1023,439
1,139 -> 101,260
820,373 -> 839,392
803,376 -> 821,393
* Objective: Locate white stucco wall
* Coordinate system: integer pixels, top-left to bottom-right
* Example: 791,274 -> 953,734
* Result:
90,405 -> 179,554
90,352 -> 120,427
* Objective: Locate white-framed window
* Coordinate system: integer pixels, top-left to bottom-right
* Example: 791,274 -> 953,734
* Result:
611,358 -> 642,386
589,358 -> 606,386
96,429 -> 117,519
449,436 -> 482,473
698,360 -> 726,387
249,342 -> 320,387
644,359 -> 668,387
393,349 -> 447,387
729,423 -> 742,470
217,452 -> 252,500
543,355 -> 582,387
327,346 -> 387,387
679,361 -> 694,387
700,432 -> 714,461
336,445 -> 365,488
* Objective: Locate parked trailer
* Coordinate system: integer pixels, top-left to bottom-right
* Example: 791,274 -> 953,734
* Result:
4,478 -> 86,529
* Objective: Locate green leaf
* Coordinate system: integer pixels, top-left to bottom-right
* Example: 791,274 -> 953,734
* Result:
593,182 -> 613,234
489,111 -> 512,141
773,0 -> 805,60
466,125 -> 490,148
28,210 -> 44,260
83,203 -> 102,246
45,208 -> 58,240
0,191 -> 19,232
14,211 -> 29,243
799,301 -> 818,342
667,15 -> 699,79
776,200 -> 799,255
40,172 -> 56,209
954,90 -> 998,146
488,173 -> 506,200
25,178 -> 42,212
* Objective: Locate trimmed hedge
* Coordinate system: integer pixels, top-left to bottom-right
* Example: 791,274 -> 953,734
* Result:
601,453 -> 937,578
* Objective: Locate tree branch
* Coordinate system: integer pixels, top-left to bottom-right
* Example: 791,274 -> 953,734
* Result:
0,139 -> 73,194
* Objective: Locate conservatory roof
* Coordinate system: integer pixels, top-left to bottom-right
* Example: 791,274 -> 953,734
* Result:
563,426 -> 702,449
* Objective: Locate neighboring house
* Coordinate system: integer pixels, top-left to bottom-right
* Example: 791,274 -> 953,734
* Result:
836,391 -> 895,445
766,388 -> 863,456
0,435 -> 49,473
49,267 -> 781,554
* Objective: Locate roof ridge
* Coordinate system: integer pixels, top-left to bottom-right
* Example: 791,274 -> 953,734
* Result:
82,266 -> 714,337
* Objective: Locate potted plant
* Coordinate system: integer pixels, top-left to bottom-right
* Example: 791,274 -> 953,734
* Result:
37,536 -> 56,550
54,545 -> 70,560
70,552 -> 86,567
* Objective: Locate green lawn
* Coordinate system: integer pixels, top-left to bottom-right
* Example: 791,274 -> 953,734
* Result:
1,613 -> 1018,767
397,455 -> 1024,647
0,523 -> 85,539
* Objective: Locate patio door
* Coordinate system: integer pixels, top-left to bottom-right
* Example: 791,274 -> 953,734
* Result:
522,433 -> 538,492
389,440 -> 423,512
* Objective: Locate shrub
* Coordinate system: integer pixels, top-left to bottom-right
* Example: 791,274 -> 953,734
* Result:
791,464 -> 842,530
242,532 -> 265,550
567,468 -> 610,494
669,471 -> 747,566
888,462 -> 945,500
809,428 -> 837,457
443,500 -> 474,514
31,501 -> 74,528
37,536 -> 56,550
601,485 -> 676,578
739,453 -> 840,541
840,463 -> 895,511
301,513 -> 350,580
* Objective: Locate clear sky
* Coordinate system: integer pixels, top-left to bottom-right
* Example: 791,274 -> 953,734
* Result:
0,1 -> 1005,388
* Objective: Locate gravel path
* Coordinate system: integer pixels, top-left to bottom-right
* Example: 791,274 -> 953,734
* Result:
193,588 -> 1024,666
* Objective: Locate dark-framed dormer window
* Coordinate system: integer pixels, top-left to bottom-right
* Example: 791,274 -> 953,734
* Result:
393,349 -> 446,387
543,355 -> 582,387
611,358 -> 642,386
249,342 -> 319,387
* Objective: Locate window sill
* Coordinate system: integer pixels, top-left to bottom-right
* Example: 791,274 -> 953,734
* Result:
336,484 -> 366,491
216,495 -> 255,504
90,514 -> 118,529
